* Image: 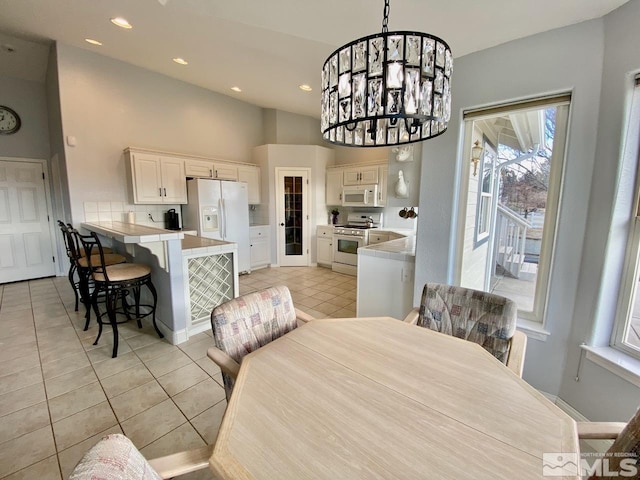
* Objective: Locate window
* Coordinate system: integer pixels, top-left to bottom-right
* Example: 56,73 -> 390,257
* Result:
612,76 -> 640,357
475,138 -> 496,246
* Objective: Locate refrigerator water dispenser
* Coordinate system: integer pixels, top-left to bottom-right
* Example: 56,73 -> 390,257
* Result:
202,207 -> 219,232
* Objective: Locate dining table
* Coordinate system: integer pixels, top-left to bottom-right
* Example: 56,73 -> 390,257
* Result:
209,317 -> 578,479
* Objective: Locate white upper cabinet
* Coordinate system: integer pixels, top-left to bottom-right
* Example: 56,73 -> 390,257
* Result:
343,165 -> 379,186
127,150 -> 187,204
184,159 -> 214,178
238,165 -> 261,204
212,163 -> 238,181
377,164 -> 388,206
326,170 -> 343,206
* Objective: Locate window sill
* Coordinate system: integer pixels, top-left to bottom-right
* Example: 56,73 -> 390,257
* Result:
581,345 -> 640,388
516,318 -> 550,341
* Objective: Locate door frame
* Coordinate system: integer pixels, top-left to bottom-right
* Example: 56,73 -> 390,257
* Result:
0,156 -> 59,281
275,167 -> 310,267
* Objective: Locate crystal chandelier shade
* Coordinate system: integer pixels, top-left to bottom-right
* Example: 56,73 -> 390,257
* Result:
321,2 -> 452,148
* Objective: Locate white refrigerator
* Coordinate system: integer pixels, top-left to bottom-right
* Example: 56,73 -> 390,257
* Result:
182,178 -> 251,273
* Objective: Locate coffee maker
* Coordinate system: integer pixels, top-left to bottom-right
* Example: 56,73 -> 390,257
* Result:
165,208 -> 180,230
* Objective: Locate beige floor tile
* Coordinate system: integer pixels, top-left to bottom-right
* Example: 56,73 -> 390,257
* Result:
144,348 -> 192,378
0,341 -> 38,363
52,401 -> 118,451
0,401 -> 50,444
0,350 -> 40,377
157,363 -> 209,397
190,400 -> 227,444
332,308 -> 357,318
195,357 -> 222,378
312,291 -> 337,302
134,340 -> 178,362
140,422 -> 206,460
57,425 -> 123,479
0,330 -> 36,345
0,382 -> 46,417
110,380 -> 168,422
177,468 -> 217,480
39,343 -> 87,365
296,296 -> 324,308
0,425 -> 56,478
86,341 -> 132,364
314,302 -> 344,315
324,285 -> 348,296
2,454 -> 61,480
45,365 -> 98,399
92,351 -> 143,379
179,337 -> 214,361
48,382 -> 107,423
0,365 -> 43,396
41,352 -> 90,380
125,332 -> 163,350
100,363 -> 155,398
172,379 -> 226,420
120,399 -> 187,449
329,296 -> 353,308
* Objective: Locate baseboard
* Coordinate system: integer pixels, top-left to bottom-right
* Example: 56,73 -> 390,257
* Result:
156,320 -> 188,345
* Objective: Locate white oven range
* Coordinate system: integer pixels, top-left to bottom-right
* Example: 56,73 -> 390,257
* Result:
332,212 -> 382,276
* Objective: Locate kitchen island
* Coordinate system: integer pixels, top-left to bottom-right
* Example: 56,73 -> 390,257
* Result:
81,222 -> 238,343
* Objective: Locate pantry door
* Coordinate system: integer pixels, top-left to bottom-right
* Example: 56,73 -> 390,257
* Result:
276,168 -> 310,267
0,159 -> 56,283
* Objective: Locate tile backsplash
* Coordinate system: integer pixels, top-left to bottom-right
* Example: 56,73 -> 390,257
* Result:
83,202 -> 181,228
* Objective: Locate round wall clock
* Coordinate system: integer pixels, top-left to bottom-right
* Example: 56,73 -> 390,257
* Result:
0,105 -> 21,135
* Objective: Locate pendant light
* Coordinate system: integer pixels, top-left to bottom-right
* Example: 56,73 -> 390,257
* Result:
321,0 -> 452,147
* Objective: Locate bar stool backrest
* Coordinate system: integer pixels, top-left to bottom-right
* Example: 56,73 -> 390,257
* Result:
75,231 -> 112,283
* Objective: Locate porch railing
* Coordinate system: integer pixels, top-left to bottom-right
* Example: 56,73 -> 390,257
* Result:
494,205 -> 530,278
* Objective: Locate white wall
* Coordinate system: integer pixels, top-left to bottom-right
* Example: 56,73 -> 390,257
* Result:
415,19 -> 604,397
55,44 -> 265,224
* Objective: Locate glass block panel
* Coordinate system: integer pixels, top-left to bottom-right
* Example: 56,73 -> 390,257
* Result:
404,69 -> 420,114
406,36 -> 421,65
399,121 -> 409,143
420,80 -> 433,116
369,37 -> 384,75
323,131 -> 330,140
445,49 -> 453,77
433,93 -> 443,118
336,125 -> 344,142
354,126 -> 364,145
388,126 -> 399,144
387,90 -> 401,114
421,121 -> 431,139
368,79 -> 383,115
434,69 -> 444,93
330,128 -> 335,142
330,91 -> 338,124
339,98 -> 351,122
387,35 -> 404,62
339,47 -> 351,72
387,62 -> 403,89
376,120 -> 386,144
338,73 -> 351,98
353,73 -> 366,119
443,78 -> 451,121
330,55 -> 338,87
321,91 -> 329,130
436,42 -> 445,67
345,127 -> 353,144
353,41 -> 367,72
322,63 -> 329,89
422,38 -> 435,76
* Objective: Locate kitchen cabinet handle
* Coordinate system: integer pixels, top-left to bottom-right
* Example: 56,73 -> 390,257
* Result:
163,187 -> 167,196
339,193 -> 342,200
215,169 -> 218,178
210,169 -> 213,177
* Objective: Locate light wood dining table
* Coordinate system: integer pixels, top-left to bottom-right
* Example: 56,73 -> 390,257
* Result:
209,317 -> 578,479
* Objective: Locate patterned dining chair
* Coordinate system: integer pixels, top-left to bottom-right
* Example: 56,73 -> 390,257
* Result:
404,283 -> 527,377
208,285 -> 314,400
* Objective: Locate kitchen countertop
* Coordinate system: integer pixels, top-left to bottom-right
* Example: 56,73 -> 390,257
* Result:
181,234 -> 237,256
359,234 -> 416,260
82,221 -> 184,243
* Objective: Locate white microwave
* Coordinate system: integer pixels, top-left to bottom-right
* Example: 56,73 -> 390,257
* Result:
342,184 -> 379,207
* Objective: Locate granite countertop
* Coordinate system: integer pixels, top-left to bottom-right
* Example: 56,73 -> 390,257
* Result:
82,221 -> 184,243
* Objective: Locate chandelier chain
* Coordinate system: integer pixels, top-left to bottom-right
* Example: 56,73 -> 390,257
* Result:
382,0 -> 390,33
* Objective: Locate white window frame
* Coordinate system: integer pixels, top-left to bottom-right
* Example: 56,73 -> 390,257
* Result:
474,137 -> 496,247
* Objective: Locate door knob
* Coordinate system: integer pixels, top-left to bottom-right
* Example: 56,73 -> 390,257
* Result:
280,222 -> 285,226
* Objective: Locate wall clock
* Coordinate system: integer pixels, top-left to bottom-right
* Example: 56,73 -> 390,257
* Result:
0,105 -> 21,135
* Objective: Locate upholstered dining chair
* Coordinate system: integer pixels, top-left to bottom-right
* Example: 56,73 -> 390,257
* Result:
208,285 -> 315,400
69,433 -> 213,479
577,408 -> 640,480
404,282 -> 527,377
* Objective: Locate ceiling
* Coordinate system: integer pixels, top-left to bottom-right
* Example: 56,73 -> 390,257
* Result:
0,0 -> 630,119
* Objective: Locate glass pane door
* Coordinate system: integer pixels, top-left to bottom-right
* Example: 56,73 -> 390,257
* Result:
284,175 -> 303,256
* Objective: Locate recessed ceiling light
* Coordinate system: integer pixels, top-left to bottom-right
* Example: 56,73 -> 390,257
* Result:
85,39 -> 103,46
110,17 -> 132,29
299,84 -> 313,92
173,58 -> 188,65
231,87 -> 242,92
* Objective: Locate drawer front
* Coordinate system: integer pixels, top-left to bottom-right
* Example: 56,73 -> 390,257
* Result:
317,226 -> 334,237
250,226 -> 270,240
368,234 -> 390,245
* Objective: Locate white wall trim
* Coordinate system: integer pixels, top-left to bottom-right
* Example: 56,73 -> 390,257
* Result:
156,320 -> 188,345
582,344 -> 640,389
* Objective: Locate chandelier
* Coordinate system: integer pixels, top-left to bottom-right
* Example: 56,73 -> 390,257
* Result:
321,0 -> 452,148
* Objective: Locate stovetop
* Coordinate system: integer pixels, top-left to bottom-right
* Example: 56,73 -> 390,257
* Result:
343,224 -> 378,229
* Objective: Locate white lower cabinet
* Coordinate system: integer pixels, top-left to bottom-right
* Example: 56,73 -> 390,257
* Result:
250,226 -> 270,270
317,226 -> 334,266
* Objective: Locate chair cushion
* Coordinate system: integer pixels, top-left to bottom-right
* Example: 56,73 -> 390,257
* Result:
418,283 -> 517,363
78,253 -> 126,268
211,285 -> 297,398
93,263 -> 151,282
69,433 -> 161,480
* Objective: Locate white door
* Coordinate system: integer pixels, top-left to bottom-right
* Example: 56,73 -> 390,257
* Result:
276,168 -> 309,267
0,160 -> 56,283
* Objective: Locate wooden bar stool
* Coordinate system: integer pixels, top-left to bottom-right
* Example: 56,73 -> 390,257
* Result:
78,231 -> 163,358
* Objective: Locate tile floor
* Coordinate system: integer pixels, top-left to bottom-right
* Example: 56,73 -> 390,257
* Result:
0,265 -> 355,479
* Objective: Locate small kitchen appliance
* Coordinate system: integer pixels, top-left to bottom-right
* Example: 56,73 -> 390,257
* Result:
165,208 -> 180,230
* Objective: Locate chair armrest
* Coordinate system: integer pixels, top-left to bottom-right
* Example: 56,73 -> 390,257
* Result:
148,444 -> 214,479
207,347 -> 240,379
295,307 -> 316,324
577,421 -> 626,440
403,308 -> 419,325
506,330 -> 527,378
